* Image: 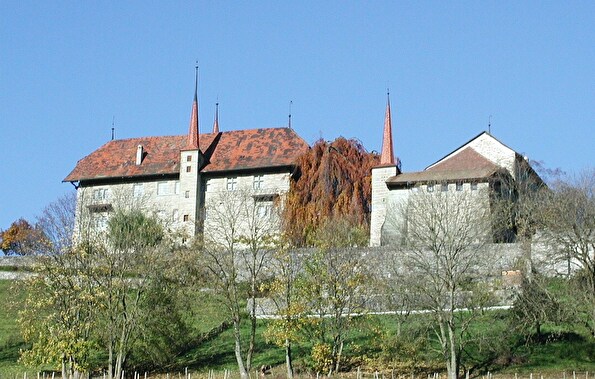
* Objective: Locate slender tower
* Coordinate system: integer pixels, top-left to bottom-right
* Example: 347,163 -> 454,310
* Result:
370,91 -> 400,246
186,65 -> 200,149
179,64 -> 204,238
212,102 -> 220,134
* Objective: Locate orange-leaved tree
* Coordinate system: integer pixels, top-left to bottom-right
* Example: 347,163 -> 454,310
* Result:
283,137 -> 379,247
0,218 -> 45,255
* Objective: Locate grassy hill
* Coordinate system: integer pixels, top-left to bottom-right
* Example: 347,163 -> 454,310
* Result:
0,279 -> 593,376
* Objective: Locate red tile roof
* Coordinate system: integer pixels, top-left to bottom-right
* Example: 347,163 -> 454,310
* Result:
425,146 -> 499,172
386,147 -> 504,185
64,128 -> 309,182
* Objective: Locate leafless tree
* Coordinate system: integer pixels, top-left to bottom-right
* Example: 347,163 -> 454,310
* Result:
539,168 -> 595,337
197,188 -> 280,379
385,185 -> 498,379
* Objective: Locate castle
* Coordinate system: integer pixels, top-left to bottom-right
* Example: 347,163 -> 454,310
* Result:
64,70 -> 308,241
64,73 -> 541,246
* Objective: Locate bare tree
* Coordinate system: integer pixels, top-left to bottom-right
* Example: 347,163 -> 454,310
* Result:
540,168 -> 595,337
385,185 -> 497,379
198,188 -> 279,379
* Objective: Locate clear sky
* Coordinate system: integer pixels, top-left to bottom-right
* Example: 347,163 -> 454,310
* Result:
1,1 -> 593,231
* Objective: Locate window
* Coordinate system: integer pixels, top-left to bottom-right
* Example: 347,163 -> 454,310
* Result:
456,182 -> 463,191
183,214 -> 189,222
186,166 -> 192,173
471,182 -> 478,191
93,188 -> 109,200
172,209 -> 179,222
133,184 -> 144,198
253,175 -> 264,190
186,155 -> 192,162
94,214 -> 108,230
185,190 -> 190,198
427,184 -> 434,192
205,180 -> 211,192
157,182 -> 170,196
174,181 -> 180,195
227,177 -> 238,191
257,203 -> 272,218
441,183 -> 448,192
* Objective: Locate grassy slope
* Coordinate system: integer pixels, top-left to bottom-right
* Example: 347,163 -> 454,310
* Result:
0,280 -> 35,375
1,280 -> 593,375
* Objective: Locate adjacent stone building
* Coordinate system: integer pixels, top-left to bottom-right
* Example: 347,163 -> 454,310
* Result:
370,99 -> 543,246
64,71 -> 309,241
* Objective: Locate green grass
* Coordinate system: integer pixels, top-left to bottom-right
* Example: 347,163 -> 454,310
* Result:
0,280 -> 594,376
0,280 -> 35,376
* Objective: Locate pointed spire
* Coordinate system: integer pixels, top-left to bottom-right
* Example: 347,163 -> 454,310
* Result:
212,102 -> 220,133
186,64 -> 200,149
380,90 -> 395,165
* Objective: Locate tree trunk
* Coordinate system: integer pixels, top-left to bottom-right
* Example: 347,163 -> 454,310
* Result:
334,339 -> 344,374
246,276 -> 257,371
448,323 -> 458,379
61,355 -> 67,379
285,339 -> 294,379
233,318 -> 249,379
108,344 -> 114,379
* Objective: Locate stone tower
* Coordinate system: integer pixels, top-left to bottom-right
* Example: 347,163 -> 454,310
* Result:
370,93 -> 400,246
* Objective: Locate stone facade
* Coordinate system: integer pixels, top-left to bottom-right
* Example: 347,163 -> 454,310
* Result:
370,165 -> 398,246
371,131 -> 541,246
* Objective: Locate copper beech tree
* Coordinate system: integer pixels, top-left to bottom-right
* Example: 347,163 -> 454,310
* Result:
283,137 -> 379,246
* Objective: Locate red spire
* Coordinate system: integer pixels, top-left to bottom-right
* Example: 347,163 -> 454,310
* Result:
380,91 -> 395,165
186,65 -> 200,149
212,102 -> 220,134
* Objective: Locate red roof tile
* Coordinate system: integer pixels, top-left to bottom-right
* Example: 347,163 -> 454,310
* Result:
385,147 -> 504,185
426,146 -> 499,172
64,128 -> 309,182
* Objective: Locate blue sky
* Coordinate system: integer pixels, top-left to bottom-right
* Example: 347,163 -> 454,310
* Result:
1,1 -> 593,231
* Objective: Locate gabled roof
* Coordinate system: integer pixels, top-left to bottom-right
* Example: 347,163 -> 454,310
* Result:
64,127 -> 309,183
386,140 -> 506,186
425,146 -> 500,172
425,131 -> 515,170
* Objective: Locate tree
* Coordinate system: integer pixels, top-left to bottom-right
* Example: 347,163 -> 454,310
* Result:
299,218 -> 370,375
19,195 -> 188,379
262,239 -> 307,379
197,188 -> 279,379
96,208 -> 170,379
283,137 -> 379,246
490,159 -> 548,282
1,218 -> 45,255
510,273 -> 564,340
18,193 -> 98,379
540,168 -> 595,337
19,243 -> 101,379
385,186 -> 497,379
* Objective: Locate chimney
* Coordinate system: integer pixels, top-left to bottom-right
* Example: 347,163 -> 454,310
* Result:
136,145 -> 144,165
